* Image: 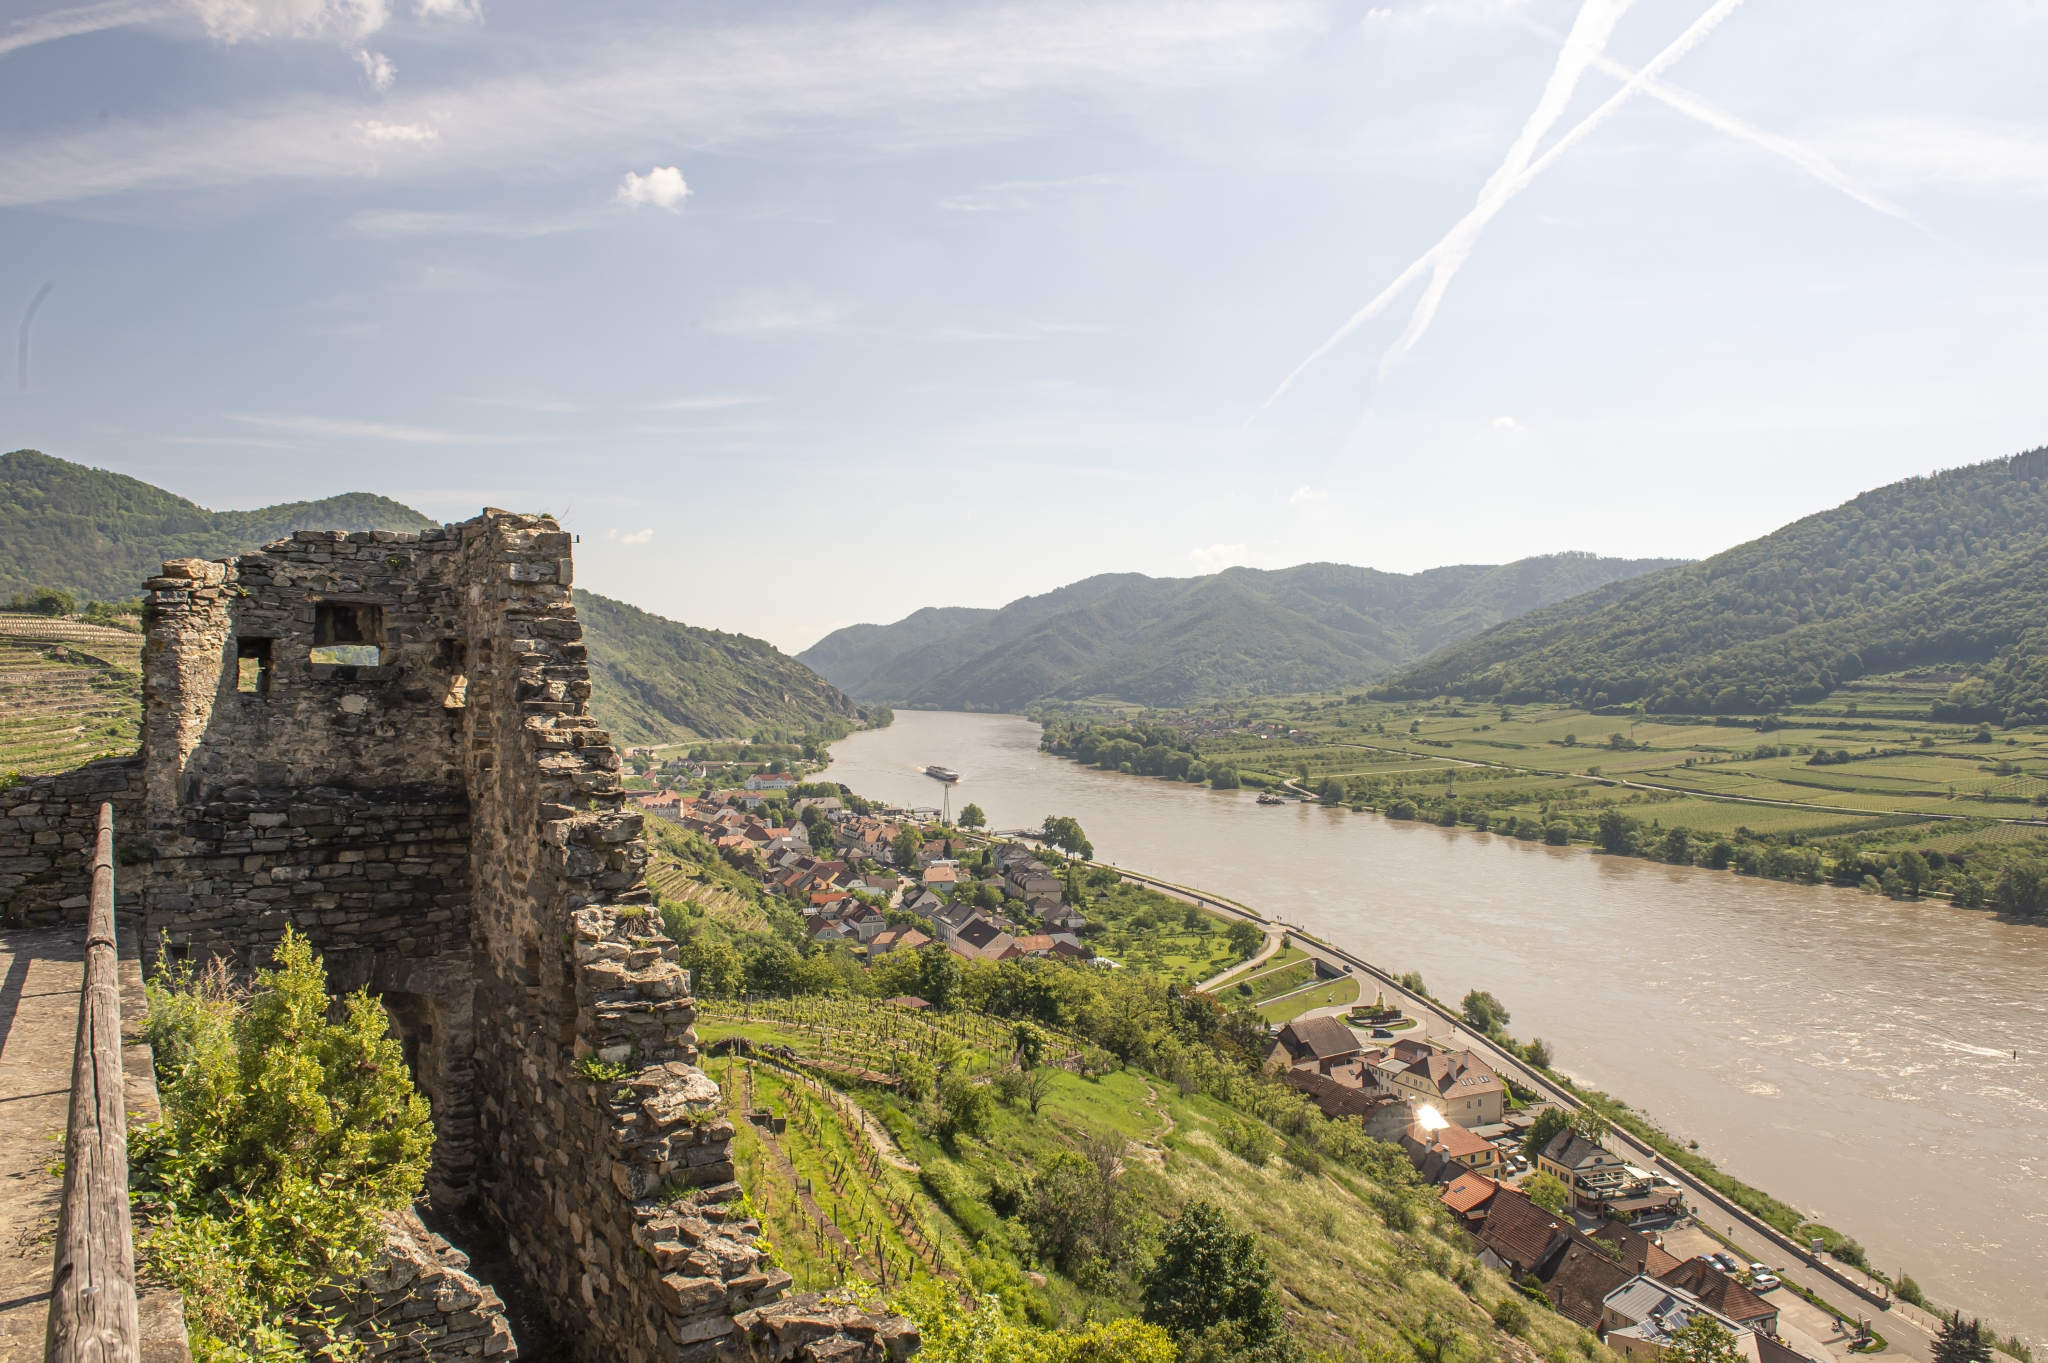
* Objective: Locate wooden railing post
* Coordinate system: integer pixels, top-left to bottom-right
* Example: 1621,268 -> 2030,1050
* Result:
45,802 -> 140,1363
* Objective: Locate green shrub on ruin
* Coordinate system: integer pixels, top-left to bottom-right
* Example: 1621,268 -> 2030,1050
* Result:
136,929 -> 434,1361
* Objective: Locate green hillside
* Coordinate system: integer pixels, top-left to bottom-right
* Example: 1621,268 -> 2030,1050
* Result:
1384,446 -> 2048,717
800,553 -> 1683,710
0,449 -> 435,603
574,590 -> 864,745
0,451 -> 861,752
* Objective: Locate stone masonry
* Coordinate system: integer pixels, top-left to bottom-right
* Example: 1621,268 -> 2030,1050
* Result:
120,512 -> 911,1362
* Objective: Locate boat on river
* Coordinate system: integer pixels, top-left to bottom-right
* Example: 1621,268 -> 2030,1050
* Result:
924,765 -> 960,783
1256,793 -> 1285,805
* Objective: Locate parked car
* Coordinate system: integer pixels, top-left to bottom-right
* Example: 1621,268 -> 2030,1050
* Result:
1751,1274 -> 1782,1292
1372,1027 -> 1394,1039
1712,1253 -> 1743,1274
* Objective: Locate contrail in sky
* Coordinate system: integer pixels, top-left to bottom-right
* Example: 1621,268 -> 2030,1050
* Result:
1262,0 -> 1751,408
0,0 -> 170,60
1521,17 -> 1924,232
18,282 -> 53,392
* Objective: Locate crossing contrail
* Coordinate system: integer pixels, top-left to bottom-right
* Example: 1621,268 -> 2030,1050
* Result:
1262,0 -> 1752,407
1521,16 -> 1923,232
18,281 -> 53,392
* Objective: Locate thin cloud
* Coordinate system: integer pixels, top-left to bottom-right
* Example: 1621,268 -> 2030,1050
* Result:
0,0 -> 1319,207
1288,485 -> 1329,504
651,395 -> 767,410
1189,542 -> 1252,571
606,527 -> 654,545
941,172 -> 1124,211
355,48 -> 396,90
0,0 -> 175,59
227,411 -> 532,444
709,292 -> 855,338
347,207 -> 597,238
1807,116 -> 2048,197
359,120 -> 438,145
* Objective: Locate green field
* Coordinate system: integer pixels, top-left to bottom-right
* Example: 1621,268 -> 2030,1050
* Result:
0,621 -> 141,777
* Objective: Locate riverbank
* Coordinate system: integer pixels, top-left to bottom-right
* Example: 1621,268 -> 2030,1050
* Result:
821,710 -> 2048,1350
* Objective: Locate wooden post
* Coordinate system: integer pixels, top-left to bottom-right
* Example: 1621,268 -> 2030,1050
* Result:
45,803 -> 140,1363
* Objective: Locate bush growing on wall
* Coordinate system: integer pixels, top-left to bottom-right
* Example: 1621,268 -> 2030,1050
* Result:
137,929 -> 435,1361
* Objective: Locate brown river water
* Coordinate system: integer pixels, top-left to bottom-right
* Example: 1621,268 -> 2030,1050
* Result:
823,710 -> 2048,1345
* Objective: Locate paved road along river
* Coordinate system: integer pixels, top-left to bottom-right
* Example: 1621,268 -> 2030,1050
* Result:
824,710 -> 2048,1347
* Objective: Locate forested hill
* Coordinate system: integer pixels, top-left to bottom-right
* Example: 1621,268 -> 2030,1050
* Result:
0,450 -> 863,745
1382,447 -> 2048,717
0,449 -> 434,603
798,552 -> 1682,710
573,591 -> 864,745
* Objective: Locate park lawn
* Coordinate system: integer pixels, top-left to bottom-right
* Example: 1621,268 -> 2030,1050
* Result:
1085,882 -> 1254,985
1257,977 -> 1360,1025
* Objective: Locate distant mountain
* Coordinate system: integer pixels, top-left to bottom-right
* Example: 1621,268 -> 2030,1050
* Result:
799,553 -> 1684,710
795,606 -> 997,699
0,449 -> 435,603
2,450 -> 859,744
574,590 -> 863,745
1381,446 -> 2048,716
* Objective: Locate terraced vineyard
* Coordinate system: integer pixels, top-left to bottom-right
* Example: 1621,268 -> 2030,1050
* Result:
0,617 -> 143,777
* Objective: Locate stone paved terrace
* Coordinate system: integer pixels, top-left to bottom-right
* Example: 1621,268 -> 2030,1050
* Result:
0,924 -> 188,1363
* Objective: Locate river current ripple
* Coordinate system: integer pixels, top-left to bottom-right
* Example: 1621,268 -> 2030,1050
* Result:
824,710 -> 2048,1344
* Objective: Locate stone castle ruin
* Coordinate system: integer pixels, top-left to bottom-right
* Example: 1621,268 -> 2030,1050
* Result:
1,512 -> 911,1362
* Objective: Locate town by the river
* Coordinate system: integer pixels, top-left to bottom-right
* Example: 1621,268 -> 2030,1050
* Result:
824,709 -> 2048,1344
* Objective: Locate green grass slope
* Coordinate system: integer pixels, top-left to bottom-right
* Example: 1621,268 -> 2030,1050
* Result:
0,449 -> 434,603
1384,446 -> 2048,714
803,554 -> 1680,710
574,589 -> 862,745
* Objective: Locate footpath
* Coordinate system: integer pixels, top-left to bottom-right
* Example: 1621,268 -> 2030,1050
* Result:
1099,862 -> 1962,1363
0,925 -> 188,1363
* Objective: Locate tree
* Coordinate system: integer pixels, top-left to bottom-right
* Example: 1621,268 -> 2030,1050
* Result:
8,585 -> 75,616
1521,1107 -> 1570,1160
1525,1171 -> 1571,1214
1041,815 -> 1094,860
1521,1036 -> 1553,1069
1209,767 -> 1241,790
1993,859 -> 2048,916
1319,777 -> 1345,803
958,802 -> 986,829
1596,808 -> 1634,854
138,929 -> 434,1358
913,943 -> 962,1010
1665,1314 -> 1747,1363
1460,989 -> 1509,1033
1140,1200 -> 1284,1346
1021,1138 -> 1143,1278
890,825 -> 924,870
1570,1106 -> 1611,1143
938,1069 -> 994,1141
1225,920 -> 1263,957
1934,1316 -> 1994,1363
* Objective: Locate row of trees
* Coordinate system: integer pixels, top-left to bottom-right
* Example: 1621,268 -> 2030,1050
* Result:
1043,724 -> 1244,789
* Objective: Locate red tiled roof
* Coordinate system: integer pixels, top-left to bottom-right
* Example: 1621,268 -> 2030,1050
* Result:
1440,1170 -> 1500,1217
1543,1240 -> 1636,1328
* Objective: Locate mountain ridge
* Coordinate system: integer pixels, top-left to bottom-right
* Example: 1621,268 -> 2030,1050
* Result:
799,552 -> 1687,710
1381,446 -> 2048,715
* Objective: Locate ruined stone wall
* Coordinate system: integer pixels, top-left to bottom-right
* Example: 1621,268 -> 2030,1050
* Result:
139,532 -> 479,1200
0,755 -> 141,925
133,511 -> 909,1362
308,1209 -> 518,1361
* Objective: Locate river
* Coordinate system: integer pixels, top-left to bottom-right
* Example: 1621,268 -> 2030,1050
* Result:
823,710 -> 2048,1345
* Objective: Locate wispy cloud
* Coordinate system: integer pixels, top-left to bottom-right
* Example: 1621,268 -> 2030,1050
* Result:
347,207 -> 598,238
460,395 -> 579,412
1807,116 -> 2048,197
355,48 -> 397,90
0,0 -> 174,59
1189,542 -> 1252,571
709,292 -> 855,338
941,172 -> 1124,211
651,395 -> 767,410
1288,485 -> 1328,504
359,119 -> 438,145
227,411 -> 530,444
606,527 -> 654,545
0,0 -> 1318,207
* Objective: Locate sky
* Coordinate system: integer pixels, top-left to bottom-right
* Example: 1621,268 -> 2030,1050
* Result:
3,0 -> 2046,654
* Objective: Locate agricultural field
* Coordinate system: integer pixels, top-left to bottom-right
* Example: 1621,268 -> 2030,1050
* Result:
0,618 -> 143,777
691,996 -> 1601,1361
1052,672 -> 2048,882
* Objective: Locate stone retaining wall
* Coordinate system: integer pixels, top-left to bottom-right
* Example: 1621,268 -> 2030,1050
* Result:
0,755 -> 141,926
